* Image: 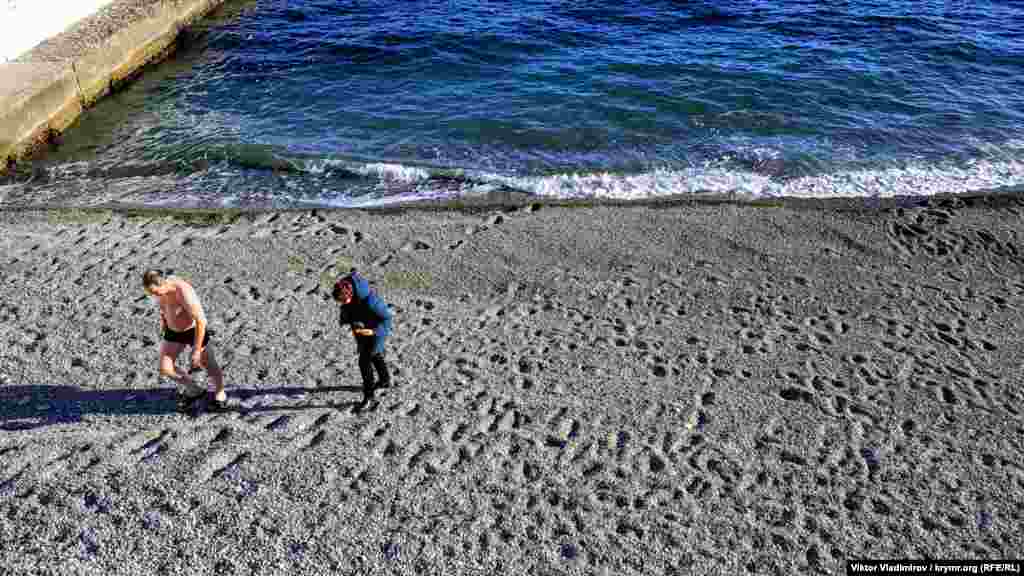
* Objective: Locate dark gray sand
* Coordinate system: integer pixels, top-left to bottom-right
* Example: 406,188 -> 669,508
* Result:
1,194 -> 1022,574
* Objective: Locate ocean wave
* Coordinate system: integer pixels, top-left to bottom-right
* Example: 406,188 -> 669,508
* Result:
5,142 -> 1024,208
498,156 -> 1024,200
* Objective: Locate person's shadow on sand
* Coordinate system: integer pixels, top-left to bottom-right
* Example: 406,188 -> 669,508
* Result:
0,384 -> 365,431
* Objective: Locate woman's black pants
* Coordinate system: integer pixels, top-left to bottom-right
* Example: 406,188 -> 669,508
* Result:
356,336 -> 389,390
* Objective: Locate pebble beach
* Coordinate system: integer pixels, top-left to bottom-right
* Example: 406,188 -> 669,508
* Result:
1,193 -> 1023,574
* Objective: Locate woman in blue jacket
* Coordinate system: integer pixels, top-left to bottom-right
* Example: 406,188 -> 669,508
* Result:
332,270 -> 392,405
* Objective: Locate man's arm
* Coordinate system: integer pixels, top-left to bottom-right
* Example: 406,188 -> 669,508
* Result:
180,283 -> 208,351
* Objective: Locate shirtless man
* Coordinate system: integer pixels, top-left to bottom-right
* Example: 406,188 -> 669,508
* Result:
142,270 -> 227,411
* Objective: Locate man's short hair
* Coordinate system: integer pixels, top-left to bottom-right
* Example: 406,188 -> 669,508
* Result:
142,270 -> 164,289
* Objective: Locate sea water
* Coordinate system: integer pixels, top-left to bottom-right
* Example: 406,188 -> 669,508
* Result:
2,0 -> 1023,208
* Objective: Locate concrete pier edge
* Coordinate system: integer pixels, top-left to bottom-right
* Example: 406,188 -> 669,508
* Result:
0,0 -> 225,176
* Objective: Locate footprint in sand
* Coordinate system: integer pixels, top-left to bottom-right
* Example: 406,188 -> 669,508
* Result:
401,240 -> 432,252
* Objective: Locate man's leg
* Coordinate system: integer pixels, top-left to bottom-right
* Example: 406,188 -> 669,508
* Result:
159,341 -> 199,395
201,346 -> 226,403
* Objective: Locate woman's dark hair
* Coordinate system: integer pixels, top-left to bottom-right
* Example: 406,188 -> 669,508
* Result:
332,277 -> 353,301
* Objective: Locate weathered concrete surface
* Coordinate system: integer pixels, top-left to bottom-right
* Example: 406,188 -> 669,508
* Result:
0,0 -> 224,174
72,3 -> 182,107
0,62 -> 82,169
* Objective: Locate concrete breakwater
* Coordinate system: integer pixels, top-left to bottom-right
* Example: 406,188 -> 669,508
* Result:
0,0 -> 225,175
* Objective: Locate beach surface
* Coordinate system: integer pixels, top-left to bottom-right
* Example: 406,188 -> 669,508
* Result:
1,195 -> 1022,574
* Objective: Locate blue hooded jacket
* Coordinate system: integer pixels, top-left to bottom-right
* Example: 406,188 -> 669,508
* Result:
338,271 -> 392,354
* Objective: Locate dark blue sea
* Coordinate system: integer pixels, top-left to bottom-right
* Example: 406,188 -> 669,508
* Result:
3,0 -> 1024,207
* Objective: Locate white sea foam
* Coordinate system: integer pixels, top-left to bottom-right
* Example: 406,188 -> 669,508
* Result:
5,144 -> 1023,208
487,156 -> 1024,200
297,159 -> 433,183
353,163 -> 432,183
